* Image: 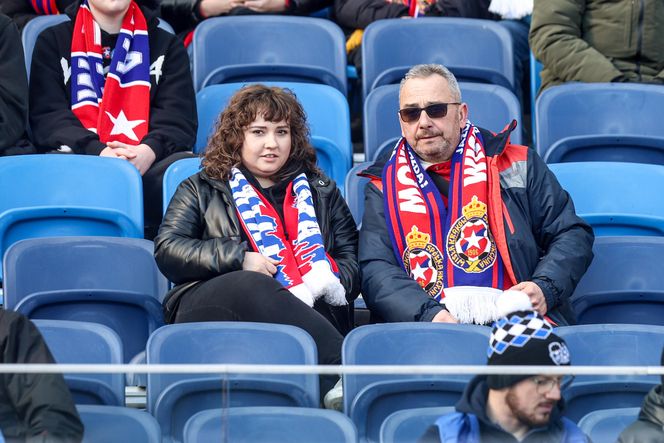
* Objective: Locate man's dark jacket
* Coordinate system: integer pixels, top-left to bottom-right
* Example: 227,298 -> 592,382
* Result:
359,123 -> 594,325
0,310 -> 83,442
154,170 -> 360,335
28,1 -> 197,160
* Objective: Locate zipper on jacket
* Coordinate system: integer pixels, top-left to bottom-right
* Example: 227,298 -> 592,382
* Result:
635,0 -> 645,80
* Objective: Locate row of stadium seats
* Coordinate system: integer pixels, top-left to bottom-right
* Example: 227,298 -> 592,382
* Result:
64,402 -> 642,443
29,318 -> 664,443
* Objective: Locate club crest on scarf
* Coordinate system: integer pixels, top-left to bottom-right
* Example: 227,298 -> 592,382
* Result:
447,195 -> 497,272
70,0 -> 150,144
403,226 -> 445,298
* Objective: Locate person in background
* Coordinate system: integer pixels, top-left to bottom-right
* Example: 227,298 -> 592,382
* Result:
0,0 -> 76,32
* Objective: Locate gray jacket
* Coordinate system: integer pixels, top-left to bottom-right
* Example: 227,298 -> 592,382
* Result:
618,385 -> 664,443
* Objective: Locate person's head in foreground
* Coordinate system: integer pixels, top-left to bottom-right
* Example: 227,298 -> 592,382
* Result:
422,310 -> 590,442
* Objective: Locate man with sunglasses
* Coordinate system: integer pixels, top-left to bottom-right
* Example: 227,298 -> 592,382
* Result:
358,63 -> 593,326
420,310 -> 589,443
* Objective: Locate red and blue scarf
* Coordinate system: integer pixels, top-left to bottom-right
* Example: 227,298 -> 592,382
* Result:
70,0 -> 150,144
383,122 -> 511,306
30,0 -> 59,14
229,168 -> 347,307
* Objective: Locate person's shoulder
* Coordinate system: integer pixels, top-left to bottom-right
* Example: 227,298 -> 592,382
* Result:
0,13 -> 12,31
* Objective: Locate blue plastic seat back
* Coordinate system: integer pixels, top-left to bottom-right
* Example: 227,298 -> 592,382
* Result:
34,320 -> 125,406
529,52 -> 542,144
571,236 -> 664,325
344,162 -> 372,227
183,407 -> 358,443
3,237 -> 168,363
163,157 -> 202,214
555,324 -> 664,422
77,405 -> 161,443
191,16 -> 347,94
549,162 -> 664,236
361,18 -> 515,101
147,322 -> 320,443
379,406 -> 455,443
535,83 -> 664,164
342,323 -> 491,443
0,155 -> 144,281
577,407 -> 640,443
363,82 -> 522,162
194,82 -> 352,189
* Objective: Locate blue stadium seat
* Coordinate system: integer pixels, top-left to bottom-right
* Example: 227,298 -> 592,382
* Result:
163,157 -> 202,214
535,83 -> 664,164
361,18 -> 515,101
571,236 -> 664,325
23,15 -> 174,80
183,407 -> 358,443
191,16 -> 347,94
194,82 -> 352,190
577,408 -> 640,443
3,237 -> 167,363
363,82 -> 522,162
549,162 -> 664,236
556,324 -> 664,422
342,323 -> 491,443
344,162 -> 371,227
0,155 -> 143,281
379,407 -> 455,443
529,52 -> 542,144
77,405 -> 161,443
147,322 -> 320,443
34,320 -> 125,406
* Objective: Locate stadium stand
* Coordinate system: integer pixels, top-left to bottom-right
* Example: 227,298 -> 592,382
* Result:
183,406 -> 358,443
361,18 -> 515,101
379,406 -> 455,443
556,324 -> 664,422
190,16 -> 347,94
77,405 -> 161,443
577,407 -> 640,443
147,322 -> 320,443
571,236 -> 664,325
342,323 -> 490,443
535,83 -> 664,164
34,320 -> 125,406
162,157 -> 202,214
363,82 -> 522,162
344,162 -> 371,227
3,236 -> 167,364
549,162 -> 664,236
0,155 -> 144,282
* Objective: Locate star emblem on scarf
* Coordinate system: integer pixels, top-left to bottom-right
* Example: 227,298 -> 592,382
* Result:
105,110 -> 145,141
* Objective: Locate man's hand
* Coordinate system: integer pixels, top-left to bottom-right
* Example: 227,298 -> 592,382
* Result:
432,309 -> 458,323
243,0 -> 286,12
99,146 -> 136,160
106,141 -> 156,175
242,252 -> 280,276
510,281 -> 547,315
199,0 -> 244,17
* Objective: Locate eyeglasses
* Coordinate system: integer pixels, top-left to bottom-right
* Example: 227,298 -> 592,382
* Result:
398,102 -> 461,123
530,376 -> 575,394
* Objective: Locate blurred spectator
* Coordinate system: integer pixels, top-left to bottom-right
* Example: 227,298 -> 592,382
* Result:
618,349 -> 664,443
530,0 -> 664,93
160,0 -> 331,39
0,0 -> 76,32
358,64 -> 593,325
28,0 -> 197,239
419,310 -> 589,443
0,310 -> 83,442
0,14 -> 34,155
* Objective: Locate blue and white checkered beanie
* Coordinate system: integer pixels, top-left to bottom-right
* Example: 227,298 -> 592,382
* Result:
486,310 -> 571,389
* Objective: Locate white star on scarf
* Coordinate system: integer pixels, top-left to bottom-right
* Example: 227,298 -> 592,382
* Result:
105,110 -> 145,141
411,262 -> 428,281
464,229 -> 483,249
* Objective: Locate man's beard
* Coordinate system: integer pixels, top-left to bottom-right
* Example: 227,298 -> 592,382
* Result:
505,389 -> 555,429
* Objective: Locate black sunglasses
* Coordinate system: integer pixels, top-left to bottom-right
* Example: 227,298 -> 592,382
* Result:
398,102 -> 461,123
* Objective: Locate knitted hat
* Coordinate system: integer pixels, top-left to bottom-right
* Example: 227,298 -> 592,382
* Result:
486,310 -> 571,389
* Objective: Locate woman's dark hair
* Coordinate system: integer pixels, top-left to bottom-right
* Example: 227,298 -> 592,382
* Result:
202,84 -> 320,181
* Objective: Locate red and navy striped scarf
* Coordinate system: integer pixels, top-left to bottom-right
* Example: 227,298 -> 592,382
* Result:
70,0 -> 150,144
383,122 -> 510,303
30,0 -> 59,14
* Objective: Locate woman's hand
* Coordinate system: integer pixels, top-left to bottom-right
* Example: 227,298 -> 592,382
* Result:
242,252 -> 280,276
243,0 -> 286,13
198,0 -> 243,17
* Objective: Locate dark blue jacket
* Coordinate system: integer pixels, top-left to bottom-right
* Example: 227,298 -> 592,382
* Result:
419,376 -> 590,443
358,124 -> 594,325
